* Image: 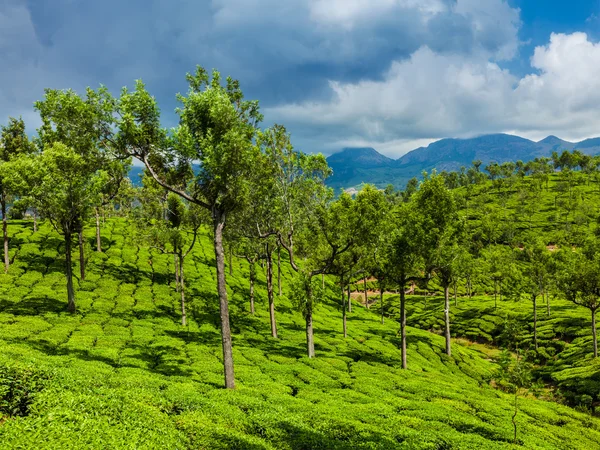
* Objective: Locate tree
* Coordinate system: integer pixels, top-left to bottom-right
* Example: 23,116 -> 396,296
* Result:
0,117 -> 35,272
139,191 -> 203,326
451,246 -> 476,303
495,348 -> 533,445
518,240 -> 551,351
92,159 -> 131,252
34,86 -> 119,281
386,203 -> 423,368
556,244 -> 600,358
117,67 -> 262,389
4,143 -> 106,312
481,245 -> 514,309
416,173 -> 461,356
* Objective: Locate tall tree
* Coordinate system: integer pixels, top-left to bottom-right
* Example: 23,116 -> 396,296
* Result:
0,117 -> 34,272
518,240 -> 552,351
556,243 -> 600,358
140,192 -> 203,326
385,202 -> 423,368
34,86 -> 119,280
117,67 -> 262,389
416,173 -> 461,356
4,143 -> 106,312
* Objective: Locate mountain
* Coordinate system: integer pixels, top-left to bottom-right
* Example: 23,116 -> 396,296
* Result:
325,133 -> 600,190
326,147 -> 395,189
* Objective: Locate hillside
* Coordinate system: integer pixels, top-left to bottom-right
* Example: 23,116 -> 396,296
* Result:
1,220 -> 599,448
325,133 -> 600,191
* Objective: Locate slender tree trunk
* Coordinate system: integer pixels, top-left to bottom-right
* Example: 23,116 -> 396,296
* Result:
363,276 -> 368,308
95,207 -> 102,252
453,281 -> 457,307
78,229 -> 85,281
2,200 -> 8,273
592,308 -> 598,358
380,283 -> 385,324
546,292 -> 550,317
342,284 -> 347,338
179,254 -> 186,327
400,283 -> 407,369
249,264 -> 255,315
174,253 -> 180,292
512,393 -> 518,445
277,247 -> 282,296
33,210 -> 37,233
65,232 -> 76,313
306,309 -> 315,358
533,294 -> 538,351
213,212 -> 235,389
347,283 -> 352,313
444,285 -> 451,356
266,245 -> 277,338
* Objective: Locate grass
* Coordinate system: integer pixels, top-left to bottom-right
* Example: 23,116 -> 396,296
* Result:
0,219 -> 599,448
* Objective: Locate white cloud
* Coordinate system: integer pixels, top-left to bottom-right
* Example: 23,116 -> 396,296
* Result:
269,32 -> 600,157
308,0 -> 445,28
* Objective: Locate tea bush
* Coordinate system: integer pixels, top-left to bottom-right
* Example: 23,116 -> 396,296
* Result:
0,219 -> 598,449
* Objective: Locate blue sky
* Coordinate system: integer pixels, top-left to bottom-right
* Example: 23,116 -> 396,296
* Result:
1,0 -> 600,157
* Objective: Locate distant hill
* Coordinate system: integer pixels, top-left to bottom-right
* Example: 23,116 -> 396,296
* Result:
326,133 -> 600,190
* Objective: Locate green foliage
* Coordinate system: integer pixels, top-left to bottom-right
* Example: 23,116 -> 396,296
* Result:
0,220 -> 597,449
0,363 -> 51,417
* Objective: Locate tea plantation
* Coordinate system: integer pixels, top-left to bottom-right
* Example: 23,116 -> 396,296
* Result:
0,219 -> 599,449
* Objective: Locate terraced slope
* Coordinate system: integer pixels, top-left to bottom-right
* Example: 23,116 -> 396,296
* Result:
0,220 -> 599,449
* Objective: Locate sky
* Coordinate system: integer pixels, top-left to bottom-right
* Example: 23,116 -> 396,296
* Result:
2,0 -> 600,158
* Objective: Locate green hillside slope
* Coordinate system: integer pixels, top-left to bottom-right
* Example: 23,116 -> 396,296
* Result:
0,220 -> 599,449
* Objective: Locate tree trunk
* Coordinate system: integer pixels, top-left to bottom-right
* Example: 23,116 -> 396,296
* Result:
347,283 -> 352,313
453,281 -> 458,307
179,254 -> 186,327
174,253 -> 180,292
65,232 -> 76,313
277,247 -> 282,296
306,309 -> 315,358
95,208 -> 102,252
266,245 -> 277,338
380,284 -> 385,324
400,284 -> 407,369
546,292 -> 550,317
78,229 -> 85,281
512,393 -> 518,445
592,308 -> 598,358
249,264 -> 255,315
342,284 -> 347,338
33,209 -> 38,233
363,276 -> 368,308
444,285 -> 451,356
2,200 -> 8,273
213,212 -> 235,389
533,294 -> 538,351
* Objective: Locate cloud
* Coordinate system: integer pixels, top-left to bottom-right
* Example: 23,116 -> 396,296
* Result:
1,0 -> 525,155
271,32 -> 600,157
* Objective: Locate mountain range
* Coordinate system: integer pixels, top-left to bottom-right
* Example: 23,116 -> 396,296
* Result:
128,133 -> 600,190
325,133 -> 600,190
